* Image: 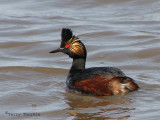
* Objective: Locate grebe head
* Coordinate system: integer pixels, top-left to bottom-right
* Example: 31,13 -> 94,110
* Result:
50,28 -> 87,59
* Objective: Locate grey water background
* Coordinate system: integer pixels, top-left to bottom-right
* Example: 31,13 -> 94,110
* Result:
0,0 -> 160,119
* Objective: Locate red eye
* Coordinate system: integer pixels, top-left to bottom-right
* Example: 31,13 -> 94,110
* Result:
65,44 -> 70,48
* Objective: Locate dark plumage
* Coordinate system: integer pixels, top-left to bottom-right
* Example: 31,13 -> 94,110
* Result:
60,28 -> 73,48
50,28 -> 139,96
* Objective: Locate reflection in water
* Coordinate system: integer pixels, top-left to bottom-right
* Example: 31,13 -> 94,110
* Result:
64,91 -> 135,119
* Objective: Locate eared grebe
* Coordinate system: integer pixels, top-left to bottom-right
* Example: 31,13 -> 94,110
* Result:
50,28 -> 139,96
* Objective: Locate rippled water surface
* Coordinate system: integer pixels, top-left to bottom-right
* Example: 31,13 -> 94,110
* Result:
1,0 -> 160,120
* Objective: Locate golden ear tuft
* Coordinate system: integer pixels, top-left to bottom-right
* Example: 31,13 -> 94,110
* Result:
70,41 -> 85,57
66,36 -> 86,57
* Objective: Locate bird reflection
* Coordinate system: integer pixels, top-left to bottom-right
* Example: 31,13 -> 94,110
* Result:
64,90 -> 136,119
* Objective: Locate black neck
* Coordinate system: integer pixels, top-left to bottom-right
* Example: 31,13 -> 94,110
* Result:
69,58 -> 86,74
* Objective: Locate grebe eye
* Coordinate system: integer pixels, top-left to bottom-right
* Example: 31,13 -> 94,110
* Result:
65,44 -> 70,48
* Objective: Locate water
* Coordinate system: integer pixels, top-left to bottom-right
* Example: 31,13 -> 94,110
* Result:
0,0 -> 160,119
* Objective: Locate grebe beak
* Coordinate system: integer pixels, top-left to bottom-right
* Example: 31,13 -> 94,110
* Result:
49,48 -> 64,53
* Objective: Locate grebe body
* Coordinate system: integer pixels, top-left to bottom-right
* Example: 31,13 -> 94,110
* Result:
50,28 -> 139,96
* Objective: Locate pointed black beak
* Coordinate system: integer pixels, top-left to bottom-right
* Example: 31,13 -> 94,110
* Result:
49,48 -> 64,53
